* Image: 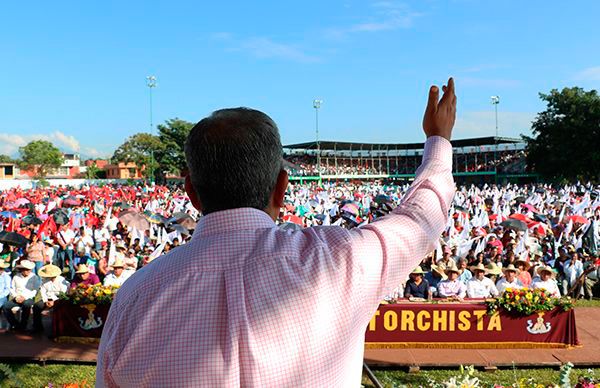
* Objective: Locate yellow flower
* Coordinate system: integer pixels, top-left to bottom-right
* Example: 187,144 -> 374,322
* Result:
515,295 -> 520,301
526,293 -> 533,300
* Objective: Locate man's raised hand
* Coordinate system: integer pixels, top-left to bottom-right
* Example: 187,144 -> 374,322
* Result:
422,77 -> 456,141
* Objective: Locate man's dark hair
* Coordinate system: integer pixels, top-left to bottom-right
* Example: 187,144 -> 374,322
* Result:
184,107 -> 283,214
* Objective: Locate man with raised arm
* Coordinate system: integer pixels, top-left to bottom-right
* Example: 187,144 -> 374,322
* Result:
97,78 -> 457,387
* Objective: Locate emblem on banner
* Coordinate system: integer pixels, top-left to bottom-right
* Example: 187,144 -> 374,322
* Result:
79,304 -> 103,330
526,312 -> 551,334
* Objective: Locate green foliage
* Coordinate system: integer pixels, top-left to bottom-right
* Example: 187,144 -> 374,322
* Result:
0,154 -> 15,163
524,87 -> 600,181
85,162 -> 100,179
112,133 -> 164,179
18,140 -> 63,179
0,363 -> 22,387
156,118 -> 194,176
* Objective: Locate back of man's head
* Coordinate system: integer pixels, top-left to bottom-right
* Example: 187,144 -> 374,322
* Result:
184,107 -> 283,214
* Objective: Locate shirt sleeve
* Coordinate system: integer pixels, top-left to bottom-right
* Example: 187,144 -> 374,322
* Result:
349,136 -> 454,308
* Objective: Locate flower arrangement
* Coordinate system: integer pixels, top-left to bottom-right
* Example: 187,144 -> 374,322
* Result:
59,284 -> 119,305
487,288 -> 575,316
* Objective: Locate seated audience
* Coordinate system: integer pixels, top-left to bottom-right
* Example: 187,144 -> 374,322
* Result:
70,264 -> 101,289
531,265 -> 561,297
437,264 -> 467,299
32,264 -> 69,332
403,267 -> 430,299
466,263 -> 499,298
495,264 -> 523,294
2,260 -> 40,331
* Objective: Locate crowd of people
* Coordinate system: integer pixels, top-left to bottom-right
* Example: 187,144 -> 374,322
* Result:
0,180 -> 599,333
284,150 -> 527,176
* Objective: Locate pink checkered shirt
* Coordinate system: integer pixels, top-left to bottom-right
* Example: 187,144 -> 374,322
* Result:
96,136 -> 454,387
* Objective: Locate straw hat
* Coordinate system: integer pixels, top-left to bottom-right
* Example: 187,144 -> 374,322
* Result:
410,267 -> 426,275
116,242 -> 127,250
502,264 -> 520,275
0,261 -> 9,269
514,257 -> 531,270
75,264 -> 89,274
486,262 -> 502,276
537,265 -> 556,278
444,263 -> 461,276
16,260 -> 35,270
430,264 -> 448,280
112,259 -> 124,268
39,264 -> 61,278
469,263 -> 489,274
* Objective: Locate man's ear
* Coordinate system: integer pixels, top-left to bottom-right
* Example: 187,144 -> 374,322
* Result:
273,170 -> 288,209
184,174 -> 203,212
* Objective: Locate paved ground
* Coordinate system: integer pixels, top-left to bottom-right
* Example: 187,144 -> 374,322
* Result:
1,308 -> 599,368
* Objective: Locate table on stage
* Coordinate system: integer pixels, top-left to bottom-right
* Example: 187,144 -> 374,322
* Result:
364,299 -> 579,349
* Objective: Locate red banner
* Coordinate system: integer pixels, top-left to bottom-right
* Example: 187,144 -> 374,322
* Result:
365,301 -> 579,349
52,301 -> 110,343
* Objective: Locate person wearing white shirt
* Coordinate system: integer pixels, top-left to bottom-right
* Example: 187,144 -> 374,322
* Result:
32,264 -> 69,332
103,260 -> 130,287
2,260 -> 41,331
563,253 -> 584,292
531,265 -> 561,297
466,263 -> 499,298
56,224 -> 76,278
496,264 -> 524,294
75,227 -> 95,255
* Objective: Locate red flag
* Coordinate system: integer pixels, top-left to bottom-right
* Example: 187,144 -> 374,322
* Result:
38,216 -> 57,238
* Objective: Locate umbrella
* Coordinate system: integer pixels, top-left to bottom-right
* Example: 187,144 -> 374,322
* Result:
500,219 -> 528,232
63,196 -> 81,207
114,201 -> 132,209
535,188 -> 546,194
118,210 -> 150,231
533,213 -> 549,223
14,198 -> 30,207
22,215 -> 43,226
144,212 -> 167,225
509,213 -> 531,222
341,203 -> 360,217
0,211 -> 19,219
0,231 -> 29,247
520,204 -> 539,213
170,223 -> 190,236
52,209 -> 69,225
567,215 -> 589,225
513,196 -> 526,204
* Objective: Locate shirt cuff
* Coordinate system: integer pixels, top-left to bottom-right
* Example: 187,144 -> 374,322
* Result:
423,136 -> 452,165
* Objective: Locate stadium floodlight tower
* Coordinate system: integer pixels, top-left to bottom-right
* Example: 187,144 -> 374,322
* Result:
146,75 -> 157,183
491,95 -> 500,184
313,99 -> 323,180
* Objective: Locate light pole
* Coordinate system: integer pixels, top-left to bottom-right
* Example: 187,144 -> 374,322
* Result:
313,99 -> 322,181
146,75 -> 157,183
491,95 -> 500,184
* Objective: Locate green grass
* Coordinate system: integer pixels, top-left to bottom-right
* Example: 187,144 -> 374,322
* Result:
362,367 -> 600,387
0,363 -> 96,388
574,298 -> 600,308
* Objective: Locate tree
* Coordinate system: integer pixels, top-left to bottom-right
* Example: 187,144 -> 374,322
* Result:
156,118 -> 194,176
0,154 -> 14,163
524,87 -> 600,181
85,162 -> 100,179
112,133 -> 165,179
18,140 -> 63,179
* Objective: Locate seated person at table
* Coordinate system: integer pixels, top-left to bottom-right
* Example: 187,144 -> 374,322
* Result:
437,263 -> 466,299
515,258 -> 532,288
70,264 -> 101,289
457,258 -> 472,284
2,260 -> 41,331
103,259 -> 130,287
425,264 -> 447,296
466,263 -> 499,298
531,265 -> 561,297
0,261 -> 11,315
496,264 -> 523,294
404,267 -> 430,299
32,264 -> 69,332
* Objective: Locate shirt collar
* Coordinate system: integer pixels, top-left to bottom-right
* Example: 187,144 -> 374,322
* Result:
193,207 -> 276,239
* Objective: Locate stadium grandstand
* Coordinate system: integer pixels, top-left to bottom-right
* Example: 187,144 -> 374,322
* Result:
283,136 -> 537,183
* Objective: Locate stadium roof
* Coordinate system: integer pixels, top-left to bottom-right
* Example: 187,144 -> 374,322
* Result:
283,136 -> 523,151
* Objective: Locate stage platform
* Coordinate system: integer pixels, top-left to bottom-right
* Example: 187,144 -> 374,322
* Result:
1,307 -> 599,368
